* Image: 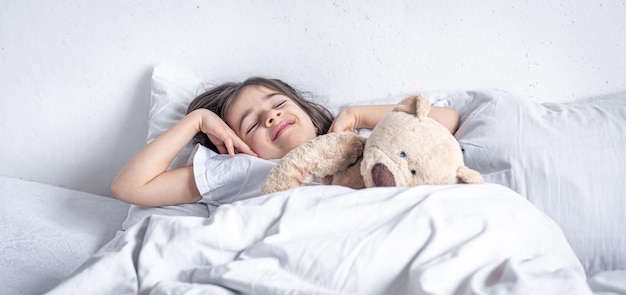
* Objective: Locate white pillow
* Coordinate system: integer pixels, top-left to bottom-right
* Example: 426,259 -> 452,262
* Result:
436,89 -> 626,276
147,63 -> 203,169
122,64 -> 208,230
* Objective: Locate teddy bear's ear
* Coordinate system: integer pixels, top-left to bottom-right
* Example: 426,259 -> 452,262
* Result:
393,94 -> 430,120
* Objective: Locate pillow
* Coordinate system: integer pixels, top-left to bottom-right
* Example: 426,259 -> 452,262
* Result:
122,63 -> 208,230
436,89 -> 626,276
147,63 -> 202,170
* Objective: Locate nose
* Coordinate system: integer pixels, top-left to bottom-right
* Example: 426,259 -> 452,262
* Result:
264,109 -> 282,127
371,163 -> 396,187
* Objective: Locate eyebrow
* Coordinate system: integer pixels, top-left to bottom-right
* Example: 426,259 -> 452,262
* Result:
237,92 -> 282,133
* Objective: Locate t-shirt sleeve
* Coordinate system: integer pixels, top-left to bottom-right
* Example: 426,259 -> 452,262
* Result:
192,144 -> 277,206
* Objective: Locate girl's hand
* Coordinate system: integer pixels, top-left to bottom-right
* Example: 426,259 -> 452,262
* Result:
330,104 -> 397,133
195,109 -> 258,157
329,106 -> 360,133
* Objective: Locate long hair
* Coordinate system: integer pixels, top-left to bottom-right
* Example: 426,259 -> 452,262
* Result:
187,77 -> 334,153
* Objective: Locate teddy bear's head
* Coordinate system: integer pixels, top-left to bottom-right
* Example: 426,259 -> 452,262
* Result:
361,94 -> 483,187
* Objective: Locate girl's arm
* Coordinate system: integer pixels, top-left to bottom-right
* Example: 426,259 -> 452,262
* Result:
111,109 -> 256,207
329,104 -> 460,134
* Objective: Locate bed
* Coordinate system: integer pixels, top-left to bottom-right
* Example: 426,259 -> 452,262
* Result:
3,63 -> 626,294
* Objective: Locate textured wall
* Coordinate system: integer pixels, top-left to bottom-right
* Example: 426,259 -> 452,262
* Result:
1,0 -> 625,196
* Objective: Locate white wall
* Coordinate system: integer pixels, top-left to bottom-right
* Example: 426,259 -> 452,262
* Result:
1,0 -> 625,197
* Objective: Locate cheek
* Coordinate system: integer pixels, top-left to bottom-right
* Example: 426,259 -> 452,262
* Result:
246,135 -> 264,151
246,134 -> 274,158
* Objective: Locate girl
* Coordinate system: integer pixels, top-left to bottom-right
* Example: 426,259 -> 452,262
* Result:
112,77 -> 459,206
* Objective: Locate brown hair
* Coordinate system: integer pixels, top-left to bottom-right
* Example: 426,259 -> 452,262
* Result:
186,77 -> 334,153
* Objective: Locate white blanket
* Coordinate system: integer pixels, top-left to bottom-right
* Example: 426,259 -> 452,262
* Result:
47,184 -> 591,294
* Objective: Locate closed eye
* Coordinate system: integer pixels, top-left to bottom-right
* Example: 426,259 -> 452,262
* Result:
275,100 -> 286,108
246,121 -> 258,134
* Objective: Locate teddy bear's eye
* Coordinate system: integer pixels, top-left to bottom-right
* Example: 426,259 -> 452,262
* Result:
411,169 -> 416,175
399,151 -> 406,158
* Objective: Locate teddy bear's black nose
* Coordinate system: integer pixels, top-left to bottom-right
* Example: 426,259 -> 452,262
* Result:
372,163 -> 395,187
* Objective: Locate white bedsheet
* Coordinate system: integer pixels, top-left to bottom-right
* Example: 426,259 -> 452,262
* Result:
48,184 -> 592,294
0,176 -> 129,295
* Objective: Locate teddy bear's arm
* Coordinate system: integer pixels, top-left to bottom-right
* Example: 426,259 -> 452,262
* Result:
456,166 -> 485,184
261,132 -> 366,194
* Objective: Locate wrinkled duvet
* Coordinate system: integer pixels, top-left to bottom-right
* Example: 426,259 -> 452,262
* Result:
47,184 -> 592,295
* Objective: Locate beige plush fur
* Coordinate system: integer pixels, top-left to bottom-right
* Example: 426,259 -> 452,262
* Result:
261,94 -> 483,194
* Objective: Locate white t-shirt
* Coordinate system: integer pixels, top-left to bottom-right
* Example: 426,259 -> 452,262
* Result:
192,144 -> 278,214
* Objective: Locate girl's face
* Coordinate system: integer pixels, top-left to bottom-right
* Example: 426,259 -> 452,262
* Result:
225,85 -> 317,160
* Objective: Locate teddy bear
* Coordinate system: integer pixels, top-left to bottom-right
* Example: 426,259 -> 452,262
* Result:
261,94 -> 484,194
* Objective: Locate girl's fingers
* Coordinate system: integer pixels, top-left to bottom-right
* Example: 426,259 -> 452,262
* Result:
329,122 -> 349,133
203,120 -> 258,157
229,135 -> 257,157
328,115 -> 353,133
214,136 -> 235,157
224,138 -> 236,157
215,144 -> 228,155
212,134 -> 258,158
235,142 -> 258,157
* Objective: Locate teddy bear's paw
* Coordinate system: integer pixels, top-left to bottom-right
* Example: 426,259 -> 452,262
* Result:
261,157 -> 314,194
261,170 -> 304,194
311,132 -> 366,174
456,166 -> 485,184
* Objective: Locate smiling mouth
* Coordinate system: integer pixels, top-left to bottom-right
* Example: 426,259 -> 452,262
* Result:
272,120 -> 294,140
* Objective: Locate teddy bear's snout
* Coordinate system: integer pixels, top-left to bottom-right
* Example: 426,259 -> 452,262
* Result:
371,163 -> 396,187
